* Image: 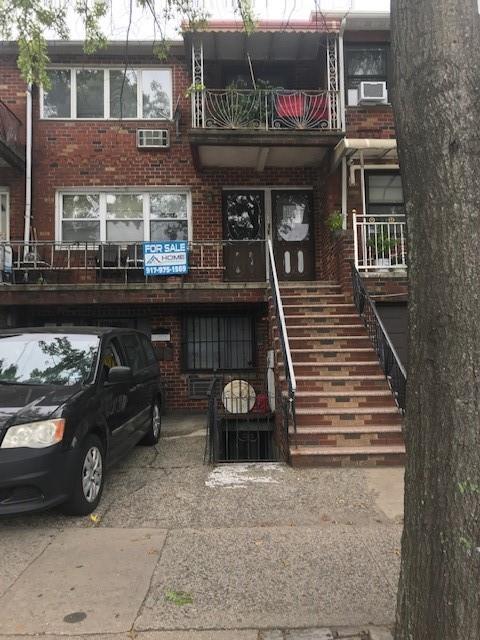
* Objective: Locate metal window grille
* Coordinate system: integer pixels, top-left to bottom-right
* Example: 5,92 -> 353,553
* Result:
183,316 -> 255,371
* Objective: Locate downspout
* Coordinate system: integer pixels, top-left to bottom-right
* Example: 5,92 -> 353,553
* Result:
341,156 -> 347,230
338,16 -> 347,133
23,84 -> 32,255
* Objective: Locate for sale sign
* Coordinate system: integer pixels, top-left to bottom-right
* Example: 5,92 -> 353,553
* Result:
143,241 -> 189,276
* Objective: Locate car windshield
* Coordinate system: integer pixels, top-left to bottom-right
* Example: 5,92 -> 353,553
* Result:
0,333 -> 100,385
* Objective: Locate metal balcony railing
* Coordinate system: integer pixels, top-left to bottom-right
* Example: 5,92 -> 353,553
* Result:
0,99 -> 21,149
192,89 -> 341,131
353,213 -> 407,272
0,240 -> 269,285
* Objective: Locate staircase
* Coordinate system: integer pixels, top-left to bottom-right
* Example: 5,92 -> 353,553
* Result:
274,281 -> 405,467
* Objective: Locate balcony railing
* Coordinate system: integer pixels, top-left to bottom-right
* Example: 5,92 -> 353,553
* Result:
0,240 -> 269,285
0,99 -> 21,149
192,89 -> 341,131
353,213 -> 407,273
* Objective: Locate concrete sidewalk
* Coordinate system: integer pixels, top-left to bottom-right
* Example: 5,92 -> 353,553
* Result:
0,414 -> 402,639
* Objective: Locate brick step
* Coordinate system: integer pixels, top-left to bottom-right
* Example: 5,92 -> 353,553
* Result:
276,324 -> 368,337
295,408 -> 403,428
295,396 -> 398,410
295,389 -> 394,398
280,293 -> 347,303
290,425 -> 404,447
279,281 -> 339,290
287,351 -> 379,364
288,362 -> 384,376
289,445 -> 406,468
275,335 -> 371,346
284,314 -> 362,324
280,375 -> 389,392
284,305 -> 357,315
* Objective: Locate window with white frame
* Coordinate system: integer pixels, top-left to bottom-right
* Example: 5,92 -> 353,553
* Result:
0,189 -> 10,241
42,68 -> 173,120
58,191 -> 190,243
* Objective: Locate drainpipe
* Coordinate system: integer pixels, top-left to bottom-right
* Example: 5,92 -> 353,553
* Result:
341,156 -> 347,230
23,83 -> 32,255
338,16 -> 347,133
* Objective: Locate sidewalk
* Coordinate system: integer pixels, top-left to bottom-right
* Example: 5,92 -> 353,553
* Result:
0,415 -> 402,639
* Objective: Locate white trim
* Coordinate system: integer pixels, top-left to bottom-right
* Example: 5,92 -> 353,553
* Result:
0,187 -> 10,241
56,188 -> 192,244
40,66 -> 174,121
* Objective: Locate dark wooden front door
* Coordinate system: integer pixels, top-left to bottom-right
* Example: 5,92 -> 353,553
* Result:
223,190 -> 266,282
272,190 -> 314,281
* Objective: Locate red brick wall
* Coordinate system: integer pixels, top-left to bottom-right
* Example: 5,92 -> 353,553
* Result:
346,106 -> 396,139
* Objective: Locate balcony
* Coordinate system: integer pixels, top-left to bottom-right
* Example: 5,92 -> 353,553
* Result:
353,213 -> 407,273
0,240 -> 270,286
193,88 -> 340,132
0,100 -> 24,170
186,26 -> 343,168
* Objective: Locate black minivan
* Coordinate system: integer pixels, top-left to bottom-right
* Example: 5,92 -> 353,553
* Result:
0,328 -> 163,516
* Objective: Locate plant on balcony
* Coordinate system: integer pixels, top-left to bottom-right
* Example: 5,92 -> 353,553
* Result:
367,227 -> 397,267
325,210 -> 344,237
221,78 -> 276,129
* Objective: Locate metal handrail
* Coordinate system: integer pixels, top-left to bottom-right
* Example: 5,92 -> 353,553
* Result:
267,239 -> 297,437
351,263 -> 407,412
0,99 -> 21,146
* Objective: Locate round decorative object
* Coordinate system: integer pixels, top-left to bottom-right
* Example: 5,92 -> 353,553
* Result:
222,380 -> 256,414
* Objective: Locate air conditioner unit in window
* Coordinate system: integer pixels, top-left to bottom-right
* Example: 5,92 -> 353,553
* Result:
358,81 -> 388,105
137,129 -> 170,149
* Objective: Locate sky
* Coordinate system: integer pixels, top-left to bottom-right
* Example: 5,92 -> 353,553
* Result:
67,0 -> 390,41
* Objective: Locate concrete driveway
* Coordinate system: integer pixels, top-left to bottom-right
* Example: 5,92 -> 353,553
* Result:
0,414 -> 403,640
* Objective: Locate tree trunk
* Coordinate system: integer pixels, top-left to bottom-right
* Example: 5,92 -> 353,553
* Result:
391,1 -> 480,638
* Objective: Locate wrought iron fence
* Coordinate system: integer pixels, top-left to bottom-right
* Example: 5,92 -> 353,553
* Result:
353,212 -> 407,272
204,374 -> 275,464
267,239 -> 297,441
194,89 -> 341,131
0,99 -> 21,148
351,263 -> 407,413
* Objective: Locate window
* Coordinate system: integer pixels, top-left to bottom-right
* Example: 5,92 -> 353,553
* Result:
58,190 -> 190,243
345,45 -> 389,106
366,172 -> 404,216
122,334 -> 146,372
0,189 -> 9,241
184,316 -> 255,371
138,334 -> 157,366
42,68 -> 172,119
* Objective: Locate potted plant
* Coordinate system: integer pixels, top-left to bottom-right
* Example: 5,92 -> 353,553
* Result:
325,210 -> 344,237
368,229 -> 397,267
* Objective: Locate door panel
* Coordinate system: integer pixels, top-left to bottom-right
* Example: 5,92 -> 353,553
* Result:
272,190 -> 315,281
223,190 -> 266,282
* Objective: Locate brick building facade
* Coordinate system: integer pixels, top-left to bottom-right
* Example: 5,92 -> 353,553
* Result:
0,11 -> 407,464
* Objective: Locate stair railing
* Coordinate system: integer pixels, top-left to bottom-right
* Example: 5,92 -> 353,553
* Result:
351,263 -> 407,413
268,239 -> 297,439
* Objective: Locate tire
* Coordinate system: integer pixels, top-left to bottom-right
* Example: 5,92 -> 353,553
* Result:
140,400 -> 161,446
61,434 -> 105,516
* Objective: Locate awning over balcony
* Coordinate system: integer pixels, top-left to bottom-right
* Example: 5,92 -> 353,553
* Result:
184,27 -> 329,63
332,138 -> 398,171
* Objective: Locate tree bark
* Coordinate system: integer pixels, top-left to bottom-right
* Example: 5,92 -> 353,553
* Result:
391,1 -> 480,638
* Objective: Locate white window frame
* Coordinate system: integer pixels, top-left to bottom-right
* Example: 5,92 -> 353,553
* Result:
55,187 -> 192,244
40,67 -> 174,121
0,188 -> 10,241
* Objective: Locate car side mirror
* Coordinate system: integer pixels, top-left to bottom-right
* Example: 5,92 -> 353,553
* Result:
106,366 -> 132,385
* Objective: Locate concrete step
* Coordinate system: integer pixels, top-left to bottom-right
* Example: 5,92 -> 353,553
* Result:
289,444 -> 406,468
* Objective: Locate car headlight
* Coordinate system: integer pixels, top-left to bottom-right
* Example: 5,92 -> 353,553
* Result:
1,419 -> 65,449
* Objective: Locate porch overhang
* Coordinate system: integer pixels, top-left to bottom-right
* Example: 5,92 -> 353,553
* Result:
331,138 -> 398,172
190,130 -> 341,169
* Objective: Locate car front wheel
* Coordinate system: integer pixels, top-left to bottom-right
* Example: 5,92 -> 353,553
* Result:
61,434 -> 105,516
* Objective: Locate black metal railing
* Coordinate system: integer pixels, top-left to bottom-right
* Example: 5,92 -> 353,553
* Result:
205,374 -> 275,463
351,263 -> 407,413
267,239 -> 297,440
0,99 -> 21,148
